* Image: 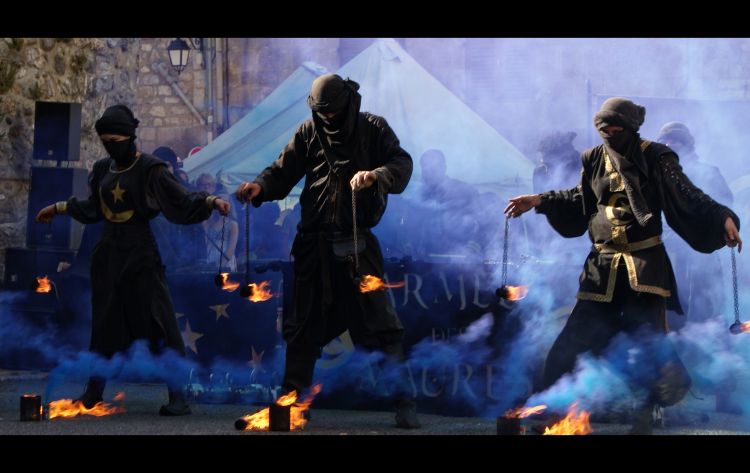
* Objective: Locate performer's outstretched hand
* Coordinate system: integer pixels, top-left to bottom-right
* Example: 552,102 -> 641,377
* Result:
725,216 -> 742,253
36,204 -> 56,224
504,194 -> 541,218
214,198 -> 231,216
350,171 -> 377,191
235,182 -> 261,203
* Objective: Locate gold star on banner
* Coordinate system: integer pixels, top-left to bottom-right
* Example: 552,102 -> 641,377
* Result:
248,346 -> 265,372
210,304 -> 230,320
181,320 -> 203,354
111,181 -> 126,204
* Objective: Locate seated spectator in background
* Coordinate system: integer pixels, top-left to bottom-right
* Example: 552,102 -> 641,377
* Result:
150,147 -> 207,270
196,173 -> 238,270
412,149 -> 481,260
153,146 -> 191,189
204,193 -> 239,272
250,202 -> 285,259
533,131 -> 581,193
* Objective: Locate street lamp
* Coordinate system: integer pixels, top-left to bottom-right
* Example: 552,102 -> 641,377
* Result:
167,38 -> 191,74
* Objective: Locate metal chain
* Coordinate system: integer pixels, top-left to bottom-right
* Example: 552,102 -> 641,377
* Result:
502,217 -> 509,287
217,215 -> 226,273
732,246 -> 740,324
245,204 -> 250,285
352,186 -> 359,271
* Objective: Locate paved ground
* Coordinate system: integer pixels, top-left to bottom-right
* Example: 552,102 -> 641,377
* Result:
1,370 -> 748,435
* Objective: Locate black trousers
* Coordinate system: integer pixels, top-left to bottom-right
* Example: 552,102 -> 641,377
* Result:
282,231 -> 407,394
542,264 -> 691,407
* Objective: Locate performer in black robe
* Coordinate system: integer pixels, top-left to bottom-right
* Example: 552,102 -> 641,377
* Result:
235,74 -> 419,428
36,105 -> 230,415
505,98 -> 742,434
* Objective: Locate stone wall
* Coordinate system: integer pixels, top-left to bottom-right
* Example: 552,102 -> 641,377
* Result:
0,37 -> 140,281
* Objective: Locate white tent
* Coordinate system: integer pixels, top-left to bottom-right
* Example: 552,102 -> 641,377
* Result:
185,39 -> 534,193
183,61 -> 328,185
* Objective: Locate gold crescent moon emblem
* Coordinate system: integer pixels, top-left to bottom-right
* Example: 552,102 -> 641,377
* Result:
99,188 -> 134,223
605,193 -> 633,225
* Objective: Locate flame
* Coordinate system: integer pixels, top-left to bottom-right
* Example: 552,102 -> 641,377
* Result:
359,275 -> 406,293
543,402 -> 592,435
48,398 -> 126,419
219,273 -> 240,292
113,392 -> 125,402
35,276 -> 52,293
239,384 -> 322,431
506,285 -> 528,301
505,404 -> 547,419
246,280 -> 273,302
738,322 -> 750,333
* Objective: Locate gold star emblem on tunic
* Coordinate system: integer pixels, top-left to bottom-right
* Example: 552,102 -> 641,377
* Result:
111,181 -> 126,204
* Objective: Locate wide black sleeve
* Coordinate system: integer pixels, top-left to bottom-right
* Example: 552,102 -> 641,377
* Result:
534,166 -> 592,238
659,153 -> 739,253
66,163 -> 104,224
251,125 -> 308,206
369,116 -> 413,195
146,164 -> 213,224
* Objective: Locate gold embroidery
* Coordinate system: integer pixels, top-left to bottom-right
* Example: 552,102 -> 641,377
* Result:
99,188 -> 134,223
111,181 -> 126,204
605,193 -> 634,226
579,237 -> 669,301
622,253 -> 671,297
611,225 -> 628,244
595,236 -> 662,254
577,254 -> 622,302
604,151 -> 625,192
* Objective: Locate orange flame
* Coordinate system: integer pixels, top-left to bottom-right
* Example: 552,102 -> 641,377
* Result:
738,322 -> 750,333
505,404 -> 547,419
359,274 -> 406,293
48,398 -> 126,419
113,392 -> 125,402
219,273 -> 240,292
35,276 -> 52,293
543,402 -> 592,435
506,285 -> 528,301
239,384 -> 322,431
246,280 -> 273,302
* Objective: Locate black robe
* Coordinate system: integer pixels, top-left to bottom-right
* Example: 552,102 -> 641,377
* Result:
535,140 -> 739,314
251,112 -> 413,354
66,153 -> 213,357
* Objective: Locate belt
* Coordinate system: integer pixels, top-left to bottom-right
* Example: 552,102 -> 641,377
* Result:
594,235 -> 662,254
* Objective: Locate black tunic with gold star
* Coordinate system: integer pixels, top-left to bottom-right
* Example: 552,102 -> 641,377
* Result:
66,153 -> 213,357
536,140 -> 740,313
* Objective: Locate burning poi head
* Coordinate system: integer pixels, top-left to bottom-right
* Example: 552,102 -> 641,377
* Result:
240,281 -> 273,302
730,321 -> 750,335
495,285 -> 529,302
32,275 -> 53,293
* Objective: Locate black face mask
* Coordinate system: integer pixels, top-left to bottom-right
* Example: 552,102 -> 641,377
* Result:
103,138 -> 137,167
316,110 -> 347,129
599,129 -> 633,154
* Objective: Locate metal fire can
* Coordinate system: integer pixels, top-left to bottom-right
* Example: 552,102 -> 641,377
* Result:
20,394 -> 42,422
269,403 -> 291,432
496,415 -> 524,435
